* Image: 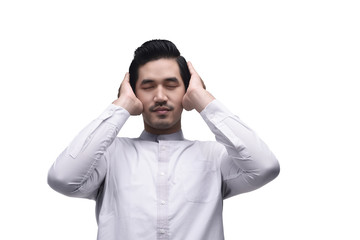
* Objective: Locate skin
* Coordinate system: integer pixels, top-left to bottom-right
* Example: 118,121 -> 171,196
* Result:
113,59 -> 215,135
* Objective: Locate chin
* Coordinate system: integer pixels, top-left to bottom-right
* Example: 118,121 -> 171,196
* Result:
151,121 -> 173,130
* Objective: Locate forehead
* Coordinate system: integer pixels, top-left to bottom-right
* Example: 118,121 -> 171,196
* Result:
137,58 -> 182,82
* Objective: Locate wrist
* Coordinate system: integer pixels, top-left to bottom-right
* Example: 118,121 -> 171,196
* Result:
112,96 -> 138,114
188,88 -> 215,112
113,96 -> 129,108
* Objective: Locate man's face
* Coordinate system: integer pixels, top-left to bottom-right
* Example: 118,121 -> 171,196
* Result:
135,58 -> 186,135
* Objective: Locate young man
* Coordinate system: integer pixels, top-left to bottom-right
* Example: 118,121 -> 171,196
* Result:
48,40 -> 280,240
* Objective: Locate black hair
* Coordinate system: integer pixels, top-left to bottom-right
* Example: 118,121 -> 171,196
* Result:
128,39 -> 190,94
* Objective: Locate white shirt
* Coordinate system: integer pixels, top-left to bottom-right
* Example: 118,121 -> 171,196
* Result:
48,100 -> 280,240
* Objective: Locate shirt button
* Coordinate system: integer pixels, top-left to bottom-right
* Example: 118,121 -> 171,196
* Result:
159,229 -> 166,234
160,172 -> 166,176
160,200 -> 166,205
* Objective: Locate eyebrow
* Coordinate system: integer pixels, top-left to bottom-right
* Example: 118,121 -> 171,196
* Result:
140,79 -> 155,85
140,77 -> 180,85
164,77 -> 180,83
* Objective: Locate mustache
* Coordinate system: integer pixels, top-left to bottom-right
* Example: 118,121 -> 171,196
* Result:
149,103 -> 174,112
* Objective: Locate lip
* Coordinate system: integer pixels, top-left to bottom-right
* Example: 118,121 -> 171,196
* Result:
153,107 -> 170,114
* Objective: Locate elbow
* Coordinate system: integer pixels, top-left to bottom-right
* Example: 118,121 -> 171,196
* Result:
47,165 -> 80,196
261,156 -> 280,184
267,160 -> 280,181
47,149 -> 83,196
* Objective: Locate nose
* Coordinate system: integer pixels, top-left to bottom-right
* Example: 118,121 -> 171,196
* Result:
154,86 -> 168,103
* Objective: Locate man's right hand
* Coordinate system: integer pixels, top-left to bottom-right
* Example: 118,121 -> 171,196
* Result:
113,73 -> 143,115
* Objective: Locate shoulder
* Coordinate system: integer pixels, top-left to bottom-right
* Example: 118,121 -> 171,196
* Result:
105,136 -> 142,152
188,139 -> 227,156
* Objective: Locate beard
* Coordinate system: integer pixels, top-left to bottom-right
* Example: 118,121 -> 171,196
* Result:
142,110 -> 182,134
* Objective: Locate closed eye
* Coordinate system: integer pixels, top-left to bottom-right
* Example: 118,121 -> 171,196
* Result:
140,79 -> 155,90
164,78 -> 180,89
139,78 -> 181,90
165,84 -> 178,89
142,85 -> 155,90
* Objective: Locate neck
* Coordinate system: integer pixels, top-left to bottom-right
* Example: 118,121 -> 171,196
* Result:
144,120 -> 182,135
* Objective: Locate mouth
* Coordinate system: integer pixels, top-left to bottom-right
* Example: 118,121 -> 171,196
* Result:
150,104 -> 175,115
153,107 -> 171,115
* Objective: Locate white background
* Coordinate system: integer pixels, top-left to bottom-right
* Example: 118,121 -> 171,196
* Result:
1,0 -> 359,239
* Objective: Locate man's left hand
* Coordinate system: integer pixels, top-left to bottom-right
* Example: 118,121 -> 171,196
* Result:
182,62 -> 215,112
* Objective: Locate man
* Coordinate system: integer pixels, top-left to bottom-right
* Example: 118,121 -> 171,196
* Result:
48,39 -> 280,240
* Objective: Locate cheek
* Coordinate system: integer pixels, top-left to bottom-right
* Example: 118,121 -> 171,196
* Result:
137,94 -> 152,106
174,95 -> 185,107
172,89 -> 185,103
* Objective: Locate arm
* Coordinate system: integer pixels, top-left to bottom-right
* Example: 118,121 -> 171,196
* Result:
201,100 -> 280,198
48,73 -> 143,199
183,62 -> 280,199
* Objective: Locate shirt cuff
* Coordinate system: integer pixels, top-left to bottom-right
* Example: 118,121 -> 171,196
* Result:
200,99 -> 233,126
67,104 -> 130,158
97,104 -> 131,127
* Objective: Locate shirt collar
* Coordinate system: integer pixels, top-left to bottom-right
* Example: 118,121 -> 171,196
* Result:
139,130 -> 185,142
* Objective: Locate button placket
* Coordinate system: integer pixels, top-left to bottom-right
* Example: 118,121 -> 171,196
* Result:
156,141 -> 170,240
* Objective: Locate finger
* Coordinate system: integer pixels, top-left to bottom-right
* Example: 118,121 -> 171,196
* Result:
187,61 -> 198,76
121,72 -> 130,86
201,79 -> 206,90
123,72 -> 130,82
118,73 -> 130,98
188,61 -> 206,89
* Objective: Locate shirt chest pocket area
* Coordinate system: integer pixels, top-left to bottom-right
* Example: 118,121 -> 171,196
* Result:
178,160 -> 221,203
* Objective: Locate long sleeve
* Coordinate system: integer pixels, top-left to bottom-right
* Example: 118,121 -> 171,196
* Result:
47,104 -> 130,199
200,100 -> 280,199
